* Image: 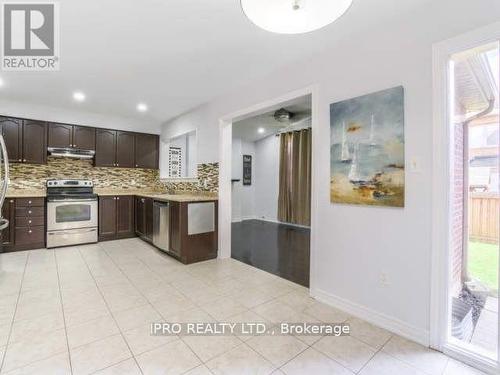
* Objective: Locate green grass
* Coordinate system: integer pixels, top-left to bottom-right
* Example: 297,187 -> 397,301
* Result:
468,241 -> 499,291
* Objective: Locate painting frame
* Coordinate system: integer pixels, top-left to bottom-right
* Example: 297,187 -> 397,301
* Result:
330,86 -> 405,207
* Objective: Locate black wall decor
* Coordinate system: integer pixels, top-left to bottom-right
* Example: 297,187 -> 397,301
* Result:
243,155 -> 252,186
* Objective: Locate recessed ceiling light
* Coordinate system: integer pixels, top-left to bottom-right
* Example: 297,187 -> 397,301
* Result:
73,91 -> 86,102
137,103 -> 148,112
258,127 -> 265,134
241,0 -> 353,34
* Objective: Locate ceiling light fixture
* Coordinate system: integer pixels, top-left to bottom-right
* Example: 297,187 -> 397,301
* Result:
137,103 -> 148,112
241,0 -> 353,34
258,127 -> 265,134
73,91 -> 86,102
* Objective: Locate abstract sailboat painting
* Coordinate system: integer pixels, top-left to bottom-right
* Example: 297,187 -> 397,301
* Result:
330,86 -> 405,207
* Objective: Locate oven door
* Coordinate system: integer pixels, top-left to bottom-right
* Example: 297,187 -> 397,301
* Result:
47,199 -> 98,231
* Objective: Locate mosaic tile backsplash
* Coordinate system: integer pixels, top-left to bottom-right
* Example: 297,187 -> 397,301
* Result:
9,157 -> 219,194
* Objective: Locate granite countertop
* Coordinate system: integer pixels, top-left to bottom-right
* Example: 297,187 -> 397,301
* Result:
6,189 -> 46,198
6,189 -> 218,202
135,193 -> 218,202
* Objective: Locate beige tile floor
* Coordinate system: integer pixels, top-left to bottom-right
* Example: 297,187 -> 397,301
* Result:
0,238 -> 487,375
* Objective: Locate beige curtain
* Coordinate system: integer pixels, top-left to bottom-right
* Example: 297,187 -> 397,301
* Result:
278,128 -> 311,226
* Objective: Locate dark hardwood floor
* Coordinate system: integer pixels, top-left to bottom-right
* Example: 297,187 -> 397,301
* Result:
231,219 -> 310,287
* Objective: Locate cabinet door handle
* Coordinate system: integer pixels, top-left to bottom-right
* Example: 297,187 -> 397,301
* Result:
28,230 -> 32,234
28,200 -> 32,204
113,197 -> 116,200
23,159 -> 26,162
18,159 -> 21,162
28,210 -> 32,214
28,220 -> 32,224
116,163 -> 119,167
9,200 -> 13,203
117,197 -> 120,200
135,164 -> 138,167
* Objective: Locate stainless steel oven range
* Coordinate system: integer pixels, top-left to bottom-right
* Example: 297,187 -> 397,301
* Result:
46,179 -> 98,248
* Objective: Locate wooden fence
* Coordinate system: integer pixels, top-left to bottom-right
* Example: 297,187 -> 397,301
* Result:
469,192 -> 499,244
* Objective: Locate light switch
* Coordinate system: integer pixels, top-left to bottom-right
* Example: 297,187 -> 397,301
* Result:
409,157 -> 421,173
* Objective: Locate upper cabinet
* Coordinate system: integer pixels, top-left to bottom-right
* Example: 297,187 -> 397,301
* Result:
0,114 -> 158,169
0,117 -> 22,163
135,133 -> 159,169
73,126 -> 96,150
96,129 -> 144,168
22,120 -> 47,164
95,129 -> 117,167
48,123 -> 72,148
48,123 -> 96,150
116,131 -> 135,168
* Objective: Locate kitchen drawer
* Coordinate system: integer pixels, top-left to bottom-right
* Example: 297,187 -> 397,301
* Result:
16,197 -> 44,207
16,216 -> 45,227
15,206 -> 45,217
15,226 -> 45,246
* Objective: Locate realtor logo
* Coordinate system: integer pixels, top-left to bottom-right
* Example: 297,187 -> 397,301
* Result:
2,2 -> 60,70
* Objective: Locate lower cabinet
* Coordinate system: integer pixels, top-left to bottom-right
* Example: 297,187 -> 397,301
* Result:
99,195 -> 135,241
2,197 -> 46,252
135,196 -> 153,242
133,196 -> 218,265
168,200 -> 218,264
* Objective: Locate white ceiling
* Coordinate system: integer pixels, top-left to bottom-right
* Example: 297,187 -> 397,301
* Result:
0,0 -> 433,128
233,95 -> 311,142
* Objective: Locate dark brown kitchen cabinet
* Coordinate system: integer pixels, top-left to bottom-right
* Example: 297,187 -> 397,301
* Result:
169,201 -> 181,256
23,120 -> 47,164
48,123 -> 73,148
95,129 -> 116,167
98,196 -> 117,241
116,195 -> 135,238
99,195 -> 135,241
116,131 -> 135,168
73,126 -> 95,150
135,196 -> 153,242
166,200 -> 218,264
0,117 -> 22,163
48,123 -> 95,150
95,129 -> 135,168
13,197 -> 46,251
135,133 -> 159,169
1,198 -> 15,251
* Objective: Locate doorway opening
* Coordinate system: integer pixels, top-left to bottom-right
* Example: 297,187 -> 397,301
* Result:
230,95 -> 312,287
218,88 -> 316,290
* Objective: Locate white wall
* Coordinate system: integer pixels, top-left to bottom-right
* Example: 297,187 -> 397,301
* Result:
161,1 -> 500,343
254,135 -> 280,222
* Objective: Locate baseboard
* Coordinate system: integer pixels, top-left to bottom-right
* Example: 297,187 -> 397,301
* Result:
311,288 -> 430,347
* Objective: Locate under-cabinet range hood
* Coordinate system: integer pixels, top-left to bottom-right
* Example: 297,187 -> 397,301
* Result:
48,147 -> 95,159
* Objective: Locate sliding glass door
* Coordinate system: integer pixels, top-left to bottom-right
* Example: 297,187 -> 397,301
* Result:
447,40 -> 499,366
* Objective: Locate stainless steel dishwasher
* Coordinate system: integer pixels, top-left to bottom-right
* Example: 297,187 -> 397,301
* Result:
153,201 -> 170,252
